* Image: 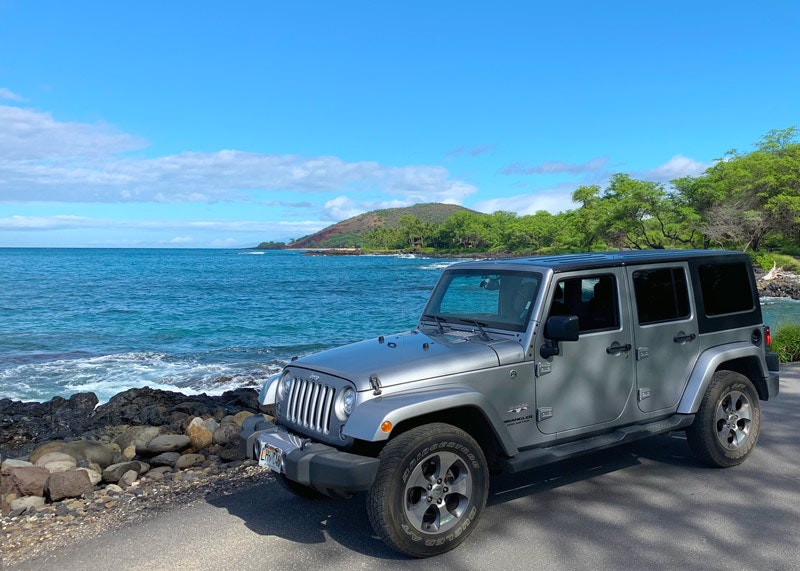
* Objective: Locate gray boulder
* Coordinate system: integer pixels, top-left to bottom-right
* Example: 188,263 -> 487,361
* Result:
10,495 -> 45,513
212,423 -> 240,446
175,453 -> 205,470
144,434 -> 190,454
33,451 -> 76,468
102,461 -> 150,483
149,452 -> 181,467
118,469 -> 138,489
113,426 -> 160,454
1,458 -> 33,473
60,440 -> 115,468
28,441 -> 66,465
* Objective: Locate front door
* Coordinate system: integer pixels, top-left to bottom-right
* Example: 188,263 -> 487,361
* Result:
535,269 -> 635,435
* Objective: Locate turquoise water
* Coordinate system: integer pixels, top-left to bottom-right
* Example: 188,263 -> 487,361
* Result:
0,249 -> 453,402
0,248 -> 797,403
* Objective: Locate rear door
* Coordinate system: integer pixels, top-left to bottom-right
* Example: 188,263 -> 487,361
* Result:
627,263 -> 700,413
534,268 -> 635,434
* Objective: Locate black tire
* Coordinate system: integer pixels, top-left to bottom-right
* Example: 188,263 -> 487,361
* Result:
366,423 -> 488,558
686,370 -> 761,468
276,473 -> 327,499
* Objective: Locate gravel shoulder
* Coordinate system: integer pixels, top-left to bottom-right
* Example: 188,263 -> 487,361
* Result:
1,461 -> 273,567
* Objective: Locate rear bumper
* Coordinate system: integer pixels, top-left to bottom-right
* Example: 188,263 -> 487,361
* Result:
241,418 -> 379,497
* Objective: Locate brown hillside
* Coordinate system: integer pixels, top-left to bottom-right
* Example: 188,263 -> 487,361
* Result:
288,203 -> 473,249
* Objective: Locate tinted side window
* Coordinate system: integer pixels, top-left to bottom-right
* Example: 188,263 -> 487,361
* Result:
633,268 -> 690,325
549,274 -> 620,333
698,262 -> 754,316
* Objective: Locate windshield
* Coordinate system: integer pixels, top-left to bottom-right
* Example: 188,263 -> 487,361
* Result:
422,269 -> 542,333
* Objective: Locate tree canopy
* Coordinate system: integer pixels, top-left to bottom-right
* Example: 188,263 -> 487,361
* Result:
273,128 -> 800,255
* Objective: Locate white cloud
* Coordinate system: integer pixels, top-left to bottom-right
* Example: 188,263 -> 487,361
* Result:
323,196 -> 363,221
0,105 -> 477,206
0,215 -> 328,235
168,236 -> 193,244
473,185 -> 578,215
0,105 -> 146,160
0,214 -> 94,229
0,88 -> 24,101
639,154 -> 708,182
502,157 -> 608,175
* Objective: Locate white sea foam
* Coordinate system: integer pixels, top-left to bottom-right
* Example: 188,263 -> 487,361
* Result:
0,351 -> 281,404
420,261 -> 460,271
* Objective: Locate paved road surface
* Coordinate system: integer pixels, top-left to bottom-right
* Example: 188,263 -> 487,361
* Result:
11,366 -> 800,570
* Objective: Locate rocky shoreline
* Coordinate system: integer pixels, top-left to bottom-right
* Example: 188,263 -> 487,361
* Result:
756,267 -> 800,300
0,386 -> 274,566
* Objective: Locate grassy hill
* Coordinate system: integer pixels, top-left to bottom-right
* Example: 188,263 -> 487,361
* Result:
280,203 -> 474,249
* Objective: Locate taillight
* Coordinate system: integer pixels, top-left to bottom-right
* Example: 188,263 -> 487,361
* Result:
765,326 -> 771,347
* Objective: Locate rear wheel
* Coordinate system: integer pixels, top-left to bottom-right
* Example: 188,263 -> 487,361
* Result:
686,370 -> 761,467
366,423 -> 488,558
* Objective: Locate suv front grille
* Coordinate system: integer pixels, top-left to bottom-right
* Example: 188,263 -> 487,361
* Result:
285,376 -> 336,434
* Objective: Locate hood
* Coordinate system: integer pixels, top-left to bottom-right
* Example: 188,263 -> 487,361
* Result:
289,330 -> 525,391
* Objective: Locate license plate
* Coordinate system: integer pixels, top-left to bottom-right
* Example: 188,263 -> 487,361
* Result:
259,444 -> 283,473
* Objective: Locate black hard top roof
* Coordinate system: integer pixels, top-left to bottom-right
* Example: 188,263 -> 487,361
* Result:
450,249 -> 750,273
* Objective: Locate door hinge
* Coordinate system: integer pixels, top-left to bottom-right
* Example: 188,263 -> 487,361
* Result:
638,388 -> 652,401
536,362 -> 552,376
537,407 -> 553,421
637,347 -> 649,360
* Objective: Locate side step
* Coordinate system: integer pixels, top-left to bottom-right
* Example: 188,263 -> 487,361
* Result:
501,414 -> 694,473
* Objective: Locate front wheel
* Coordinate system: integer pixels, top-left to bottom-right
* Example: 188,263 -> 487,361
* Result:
366,423 -> 488,558
686,370 -> 761,467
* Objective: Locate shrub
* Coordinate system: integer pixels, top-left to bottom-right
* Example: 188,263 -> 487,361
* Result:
771,323 -> 800,363
752,252 -> 800,273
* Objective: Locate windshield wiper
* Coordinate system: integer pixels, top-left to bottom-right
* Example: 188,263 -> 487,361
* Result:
456,318 -> 492,341
422,314 -> 448,334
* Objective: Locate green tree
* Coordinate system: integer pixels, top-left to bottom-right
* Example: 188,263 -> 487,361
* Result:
364,226 -> 403,249
568,185 -> 608,250
504,211 -> 559,252
601,174 -> 700,249
437,211 -> 494,250
675,127 -> 800,251
397,215 -> 426,248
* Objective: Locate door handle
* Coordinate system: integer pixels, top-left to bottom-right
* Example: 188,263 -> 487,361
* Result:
606,343 -> 632,355
673,333 -> 696,344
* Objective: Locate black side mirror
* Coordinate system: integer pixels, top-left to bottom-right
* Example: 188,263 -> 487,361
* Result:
544,315 -> 580,342
540,315 -> 579,359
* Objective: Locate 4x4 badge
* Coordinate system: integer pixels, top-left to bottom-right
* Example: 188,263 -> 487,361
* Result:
507,404 -> 528,414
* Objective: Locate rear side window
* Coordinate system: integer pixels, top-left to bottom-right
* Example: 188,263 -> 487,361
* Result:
633,268 -> 690,325
698,262 -> 754,316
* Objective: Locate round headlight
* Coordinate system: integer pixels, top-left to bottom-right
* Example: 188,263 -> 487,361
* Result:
341,387 -> 356,417
278,374 -> 293,399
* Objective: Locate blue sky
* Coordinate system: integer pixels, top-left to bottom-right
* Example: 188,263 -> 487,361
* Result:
1,1 -> 798,248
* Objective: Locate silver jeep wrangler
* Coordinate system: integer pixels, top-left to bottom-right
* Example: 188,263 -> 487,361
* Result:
242,250 -> 780,557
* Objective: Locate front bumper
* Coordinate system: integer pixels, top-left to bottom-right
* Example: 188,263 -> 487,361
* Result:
241,417 -> 379,497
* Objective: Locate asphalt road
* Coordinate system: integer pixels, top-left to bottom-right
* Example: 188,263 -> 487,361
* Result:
11,366 -> 800,571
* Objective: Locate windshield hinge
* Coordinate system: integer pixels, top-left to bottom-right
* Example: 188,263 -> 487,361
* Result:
369,373 -> 383,396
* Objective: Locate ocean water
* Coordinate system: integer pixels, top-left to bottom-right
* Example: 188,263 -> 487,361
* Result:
0,248 -> 797,403
0,249 -> 454,403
